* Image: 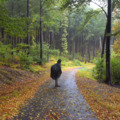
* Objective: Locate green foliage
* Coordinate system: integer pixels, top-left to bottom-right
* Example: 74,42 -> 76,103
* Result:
30,43 -> 40,63
111,57 -> 120,84
6,0 -> 27,17
61,0 -> 91,10
5,17 -> 28,38
0,0 -> 7,3
67,54 -> 73,60
16,43 -> 30,50
61,58 -> 73,67
16,43 -> 33,69
60,56 -> 81,67
78,68 -> 96,80
79,9 -> 101,32
30,43 -> 49,63
93,58 -> 106,82
30,42 -> 60,64
0,41 -> 59,69
73,59 -> 81,66
93,56 -> 120,84
61,12 -> 68,55
0,42 -> 12,63
49,49 -> 60,56
0,4 -> 9,27
0,42 -> 33,68
18,51 -> 33,69
87,13 -> 106,36
0,3 -> 28,38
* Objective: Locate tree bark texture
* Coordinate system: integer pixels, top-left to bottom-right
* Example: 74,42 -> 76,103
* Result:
27,0 -> 30,45
26,0 -> 30,54
101,22 -> 108,58
39,0 -> 43,65
105,0 -> 112,84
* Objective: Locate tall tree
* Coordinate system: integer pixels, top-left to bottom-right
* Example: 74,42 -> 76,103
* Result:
27,0 -> 30,45
39,0 -> 43,65
105,0 -> 112,84
100,0 -> 119,58
26,0 -> 30,54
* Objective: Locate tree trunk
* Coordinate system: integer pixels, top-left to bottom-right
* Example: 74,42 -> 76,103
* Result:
26,0 -> 30,54
1,28 -> 4,43
77,37 -> 79,53
38,29 -> 40,44
105,0 -> 112,84
92,37 -> 95,59
81,33 -> 84,61
101,1 -> 116,58
99,36 -> 102,52
1,28 -> 4,39
27,0 -> 30,45
101,22 -> 108,58
47,31 -> 52,62
39,0 -> 43,65
49,31 -> 52,48
72,40 -> 75,60
88,40 -> 91,63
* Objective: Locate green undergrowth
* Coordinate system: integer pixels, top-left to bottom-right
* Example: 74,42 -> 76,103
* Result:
77,63 -> 96,80
59,57 -> 82,70
29,65 -> 45,73
29,56 -> 83,73
93,56 -> 120,84
0,56 -> 83,85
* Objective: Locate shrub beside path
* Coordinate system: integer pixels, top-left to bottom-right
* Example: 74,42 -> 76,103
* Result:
14,68 -> 98,120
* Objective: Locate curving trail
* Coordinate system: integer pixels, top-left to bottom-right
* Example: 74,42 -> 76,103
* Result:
13,68 -> 98,120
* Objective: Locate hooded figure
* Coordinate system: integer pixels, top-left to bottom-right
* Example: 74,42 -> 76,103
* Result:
50,59 -> 62,87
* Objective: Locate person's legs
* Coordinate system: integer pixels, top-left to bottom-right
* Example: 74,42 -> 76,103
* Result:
55,79 -> 60,87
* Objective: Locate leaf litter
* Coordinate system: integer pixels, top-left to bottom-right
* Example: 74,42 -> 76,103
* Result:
76,74 -> 120,120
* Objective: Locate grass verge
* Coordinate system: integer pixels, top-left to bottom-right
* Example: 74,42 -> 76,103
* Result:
77,68 -> 96,80
77,63 -> 96,80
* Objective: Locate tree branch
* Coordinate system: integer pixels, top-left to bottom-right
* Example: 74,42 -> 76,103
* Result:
91,1 -> 108,17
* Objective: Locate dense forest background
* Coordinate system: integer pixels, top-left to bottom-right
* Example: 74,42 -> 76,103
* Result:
0,0 -> 120,84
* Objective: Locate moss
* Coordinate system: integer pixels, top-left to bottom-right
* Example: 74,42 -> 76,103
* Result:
12,90 -> 19,97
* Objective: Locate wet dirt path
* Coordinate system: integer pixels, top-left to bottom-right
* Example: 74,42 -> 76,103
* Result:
13,68 -> 98,120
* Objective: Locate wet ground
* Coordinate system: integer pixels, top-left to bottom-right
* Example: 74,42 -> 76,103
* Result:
13,68 -> 98,120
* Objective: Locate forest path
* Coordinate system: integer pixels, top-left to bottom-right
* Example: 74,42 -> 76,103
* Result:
13,68 -> 98,120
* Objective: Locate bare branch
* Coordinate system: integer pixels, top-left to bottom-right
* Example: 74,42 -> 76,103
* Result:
91,1 -> 108,17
